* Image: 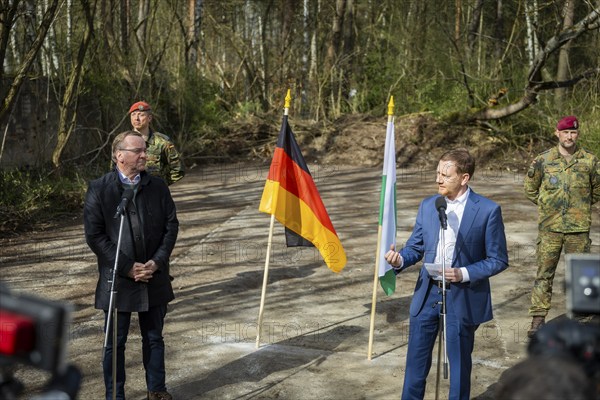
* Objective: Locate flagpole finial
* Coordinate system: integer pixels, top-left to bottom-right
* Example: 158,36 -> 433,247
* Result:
387,96 -> 395,116
284,89 -> 292,110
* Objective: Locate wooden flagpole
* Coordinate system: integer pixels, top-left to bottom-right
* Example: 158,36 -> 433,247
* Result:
367,97 -> 395,360
255,214 -> 275,348
367,225 -> 384,359
255,89 -> 292,348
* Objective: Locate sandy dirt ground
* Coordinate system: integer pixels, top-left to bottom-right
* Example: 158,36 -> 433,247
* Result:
1,163 -> 598,399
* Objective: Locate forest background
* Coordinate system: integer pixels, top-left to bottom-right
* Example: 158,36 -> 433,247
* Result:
0,0 -> 599,234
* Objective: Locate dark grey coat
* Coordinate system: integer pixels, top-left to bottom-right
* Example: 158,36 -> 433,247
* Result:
84,170 -> 178,312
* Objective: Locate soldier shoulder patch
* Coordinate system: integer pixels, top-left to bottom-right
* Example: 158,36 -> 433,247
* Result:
527,160 -> 539,178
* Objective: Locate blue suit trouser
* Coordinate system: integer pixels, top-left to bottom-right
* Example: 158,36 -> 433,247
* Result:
401,284 -> 478,400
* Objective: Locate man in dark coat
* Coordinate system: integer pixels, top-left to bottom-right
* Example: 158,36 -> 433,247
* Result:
84,130 -> 178,400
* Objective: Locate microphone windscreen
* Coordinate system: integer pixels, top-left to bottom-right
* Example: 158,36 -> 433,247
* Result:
435,196 -> 447,211
122,188 -> 134,201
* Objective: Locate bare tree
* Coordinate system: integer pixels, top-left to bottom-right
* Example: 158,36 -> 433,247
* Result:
52,0 -> 97,168
120,0 -> 130,52
0,0 -> 22,83
524,0 -> 540,67
323,0 -> 345,117
470,1 -> 600,122
41,1 -> 60,76
493,0 -> 505,60
300,0 -> 311,116
555,0 -> 576,104
135,0 -> 150,72
324,0 -> 355,117
186,0 -> 203,68
67,0 -> 73,47
455,0 -> 462,44
340,0 -> 354,98
0,0 -> 60,121
467,0 -> 485,54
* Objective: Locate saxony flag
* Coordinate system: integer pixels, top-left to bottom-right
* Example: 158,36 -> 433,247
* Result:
378,115 -> 397,295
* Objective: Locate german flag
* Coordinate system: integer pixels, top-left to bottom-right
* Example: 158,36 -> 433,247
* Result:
259,116 -> 346,273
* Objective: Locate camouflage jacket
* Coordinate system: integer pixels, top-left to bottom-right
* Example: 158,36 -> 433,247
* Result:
145,130 -> 185,185
524,146 -> 600,233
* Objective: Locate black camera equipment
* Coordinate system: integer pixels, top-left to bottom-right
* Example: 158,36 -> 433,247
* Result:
528,317 -> 600,380
565,253 -> 600,316
0,284 -> 80,399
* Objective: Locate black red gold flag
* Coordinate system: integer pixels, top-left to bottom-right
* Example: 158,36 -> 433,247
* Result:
259,116 -> 346,273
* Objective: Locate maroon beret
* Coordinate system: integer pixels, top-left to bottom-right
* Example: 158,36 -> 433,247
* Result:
556,116 -> 578,131
128,101 -> 151,114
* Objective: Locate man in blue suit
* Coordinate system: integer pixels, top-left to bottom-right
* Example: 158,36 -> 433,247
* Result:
385,148 -> 509,400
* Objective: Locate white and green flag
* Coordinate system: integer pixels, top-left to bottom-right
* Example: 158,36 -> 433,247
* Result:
378,115 -> 397,295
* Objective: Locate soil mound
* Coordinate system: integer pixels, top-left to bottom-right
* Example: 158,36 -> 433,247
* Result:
220,113 -> 530,173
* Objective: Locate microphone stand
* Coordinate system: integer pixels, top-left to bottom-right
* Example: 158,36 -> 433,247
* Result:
435,221 -> 449,400
102,210 -> 127,400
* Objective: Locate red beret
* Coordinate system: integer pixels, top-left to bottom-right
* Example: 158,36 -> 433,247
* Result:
129,101 -> 151,114
556,116 -> 578,131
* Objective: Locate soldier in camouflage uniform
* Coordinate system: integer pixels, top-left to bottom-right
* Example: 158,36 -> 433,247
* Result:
524,115 -> 600,338
129,101 -> 185,185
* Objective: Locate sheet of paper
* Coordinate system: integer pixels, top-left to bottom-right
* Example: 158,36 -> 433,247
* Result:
424,263 -> 443,278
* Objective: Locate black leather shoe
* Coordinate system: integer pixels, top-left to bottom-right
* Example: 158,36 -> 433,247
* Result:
527,316 -> 545,338
148,391 -> 173,400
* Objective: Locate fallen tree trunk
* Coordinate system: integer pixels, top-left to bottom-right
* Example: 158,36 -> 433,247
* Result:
452,1 -> 600,124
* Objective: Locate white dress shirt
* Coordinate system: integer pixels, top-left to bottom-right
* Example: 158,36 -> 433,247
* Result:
392,188 -> 472,283
118,170 -> 141,185
433,188 -> 471,282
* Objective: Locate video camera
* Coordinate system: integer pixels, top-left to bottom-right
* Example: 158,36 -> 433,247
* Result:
0,283 -> 80,399
527,254 -> 600,382
565,253 -> 600,316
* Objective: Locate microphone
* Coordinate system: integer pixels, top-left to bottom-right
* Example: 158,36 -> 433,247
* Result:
435,196 -> 448,230
113,189 -> 134,219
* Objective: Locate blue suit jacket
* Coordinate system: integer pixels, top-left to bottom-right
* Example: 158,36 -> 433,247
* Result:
399,189 -> 509,325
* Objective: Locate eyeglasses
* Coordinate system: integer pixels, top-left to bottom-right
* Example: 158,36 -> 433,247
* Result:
119,147 -> 147,154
